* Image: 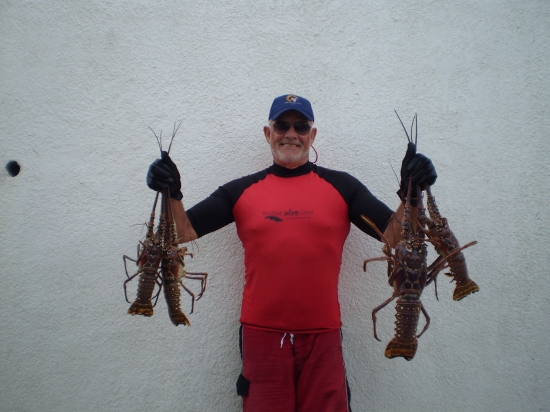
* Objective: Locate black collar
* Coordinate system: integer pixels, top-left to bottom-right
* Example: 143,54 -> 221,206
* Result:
269,161 -> 314,177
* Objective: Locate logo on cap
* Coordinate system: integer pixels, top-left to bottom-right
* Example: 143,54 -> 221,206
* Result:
269,94 -> 314,121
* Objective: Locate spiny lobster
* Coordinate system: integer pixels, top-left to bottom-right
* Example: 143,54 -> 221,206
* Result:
361,112 -> 478,359
123,123 -> 208,326
159,186 -> 208,325
362,181 -> 430,361
395,112 -> 478,301
123,192 -> 163,316
422,186 -> 478,301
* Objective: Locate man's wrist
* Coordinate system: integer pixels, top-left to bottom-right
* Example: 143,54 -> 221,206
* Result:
396,188 -> 418,207
171,190 -> 183,201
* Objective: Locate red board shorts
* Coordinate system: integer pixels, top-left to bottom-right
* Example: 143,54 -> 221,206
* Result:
237,326 -> 351,412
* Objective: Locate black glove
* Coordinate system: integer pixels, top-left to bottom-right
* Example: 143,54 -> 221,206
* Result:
397,142 -> 437,205
146,151 -> 183,200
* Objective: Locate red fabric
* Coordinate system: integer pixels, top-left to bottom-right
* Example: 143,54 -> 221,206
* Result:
234,172 -> 350,333
241,327 -> 350,412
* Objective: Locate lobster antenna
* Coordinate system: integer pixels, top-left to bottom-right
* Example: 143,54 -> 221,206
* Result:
389,160 -> 400,186
149,126 -> 163,154
410,115 -> 415,145
415,113 -> 418,147
129,222 -> 148,232
167,121 -> 182,155
394,110 -> 411,142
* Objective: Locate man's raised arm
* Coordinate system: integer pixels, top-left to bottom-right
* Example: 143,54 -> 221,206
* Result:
146,150 -> 197,243
383,142 -> 437,248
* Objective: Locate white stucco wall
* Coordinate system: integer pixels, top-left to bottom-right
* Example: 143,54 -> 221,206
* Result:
1,1 -> 549,411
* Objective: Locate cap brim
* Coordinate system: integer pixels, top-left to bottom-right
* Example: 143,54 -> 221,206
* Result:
270,108 -> 314,122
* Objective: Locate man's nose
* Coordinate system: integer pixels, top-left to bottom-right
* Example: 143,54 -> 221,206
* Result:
285,125 -> 299,137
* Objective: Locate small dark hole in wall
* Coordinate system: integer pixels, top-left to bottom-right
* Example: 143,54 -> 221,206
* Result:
6,161 -> 21,177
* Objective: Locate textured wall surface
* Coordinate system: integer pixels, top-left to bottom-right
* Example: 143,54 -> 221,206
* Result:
1,1 -> 549,411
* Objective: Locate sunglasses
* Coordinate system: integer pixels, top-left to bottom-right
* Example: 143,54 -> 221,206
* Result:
272,121 -> 312,135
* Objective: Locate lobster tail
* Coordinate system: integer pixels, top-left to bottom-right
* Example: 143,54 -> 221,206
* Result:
162,265 -> 191,326
444,244 -> 479,301
453,278 -> 479,301
128,301 -> 154,316
449,253 -> 479,301
127,268 -> 158,316
384,298 -> 423,361
124,238 -> 162,317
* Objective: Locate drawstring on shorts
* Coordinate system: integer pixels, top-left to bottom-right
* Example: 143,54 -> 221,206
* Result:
280,333 -> 295,348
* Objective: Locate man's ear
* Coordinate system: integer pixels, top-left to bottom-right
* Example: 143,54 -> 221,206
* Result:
310,127 -> 317,144
264,125 -> 271,143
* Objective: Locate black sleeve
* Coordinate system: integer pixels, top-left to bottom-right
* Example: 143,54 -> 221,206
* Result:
186,186 -> 236,238
315,166 -> 394,241
347,182 -> 394,240
186,169 -> 269,238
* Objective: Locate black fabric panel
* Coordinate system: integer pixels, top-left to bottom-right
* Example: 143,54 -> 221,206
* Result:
313,164 -> 394,240
236,326 -> 250,396
186,168 -> 269,238
269,161 -> 313,177
236,373 -> 250,397
187,161 -> 394,241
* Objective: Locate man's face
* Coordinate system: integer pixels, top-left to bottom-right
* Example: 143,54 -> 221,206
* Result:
263,111 -> 317,169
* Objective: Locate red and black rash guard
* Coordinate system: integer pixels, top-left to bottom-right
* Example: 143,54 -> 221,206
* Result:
186,162 -> 393,333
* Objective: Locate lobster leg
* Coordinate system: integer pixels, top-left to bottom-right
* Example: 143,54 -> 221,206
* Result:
427,241 -> 477,279
123,255 -> 140,303
179,281 -> 196,314
372,294 -> 398,342
416,303 -> 430,338
363,256 -> 391,271
184,271 -> 208,300
151,277 -> 163,307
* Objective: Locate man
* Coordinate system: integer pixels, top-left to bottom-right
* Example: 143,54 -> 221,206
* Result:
146,94 -> 436,412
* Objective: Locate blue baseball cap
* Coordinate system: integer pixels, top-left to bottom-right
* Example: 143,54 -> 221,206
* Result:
268,94 -> 314,122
